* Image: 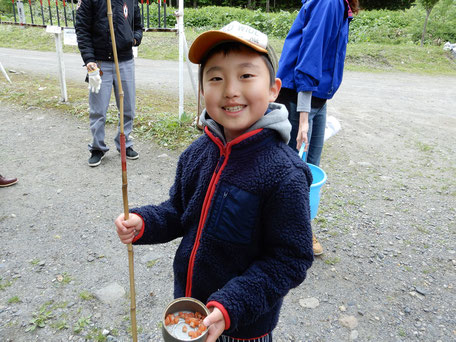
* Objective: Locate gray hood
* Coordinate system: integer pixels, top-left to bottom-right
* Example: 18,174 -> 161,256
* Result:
199,103 -> 291,145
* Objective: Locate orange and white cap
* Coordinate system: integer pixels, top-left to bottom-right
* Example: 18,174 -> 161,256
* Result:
188,21 -> 278,73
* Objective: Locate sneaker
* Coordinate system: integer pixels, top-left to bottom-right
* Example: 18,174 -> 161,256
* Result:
313,233 -> 323,256
125,147 -> 139,160
88,150 -> 105,167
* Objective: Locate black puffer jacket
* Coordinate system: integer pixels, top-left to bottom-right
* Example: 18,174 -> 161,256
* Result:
75,0 -> 143,65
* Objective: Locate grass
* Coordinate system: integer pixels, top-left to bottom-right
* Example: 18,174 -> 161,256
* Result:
26,302 -> 55,332
79,290 -> 95,301
1,24 -> 455,74
73,315 -> 92,334
7,295 -> 21,304
0,277 -> 13,290
0,72 -> 201,149
146,259 -> 159,268
1,23 -> 455,149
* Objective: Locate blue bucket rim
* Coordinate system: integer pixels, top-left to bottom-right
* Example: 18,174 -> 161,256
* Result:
308,163 -> 327,188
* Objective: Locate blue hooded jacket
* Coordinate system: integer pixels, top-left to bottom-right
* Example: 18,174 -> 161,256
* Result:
130,104 -> 314,339
277,0 -> 352,99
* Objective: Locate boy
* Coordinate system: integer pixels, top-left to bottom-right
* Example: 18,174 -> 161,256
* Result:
115,21 -> 314,342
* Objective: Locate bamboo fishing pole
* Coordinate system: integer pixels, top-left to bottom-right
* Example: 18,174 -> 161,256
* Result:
106,0 -> 138,341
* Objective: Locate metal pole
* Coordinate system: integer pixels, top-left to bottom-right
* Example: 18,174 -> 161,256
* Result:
63,0 -> 68,27
55,0 -> 60,27
106,0 -> 138,340
140,0 -> 144,28
0,61 -> 12,84
163,0 -> 166,28
146,0 -> 149,29
28,0 -> 34,24
70,0 -> 75,26
177,0 -> 183,119
12,0 -> 17,23
157,0 -> 161,28
40,0 -> 45,25
54,30 -> 68,102
47,0 -> 53,26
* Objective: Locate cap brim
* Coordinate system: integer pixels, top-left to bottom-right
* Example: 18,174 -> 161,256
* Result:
188,31 -> 269,65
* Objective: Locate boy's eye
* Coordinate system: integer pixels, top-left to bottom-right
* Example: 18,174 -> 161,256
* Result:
209,76 -> 222,81
240,74 -> 254,79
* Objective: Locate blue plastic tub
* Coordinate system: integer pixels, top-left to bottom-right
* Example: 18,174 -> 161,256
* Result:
308,163 -> 327,220
299,146 -> 327,219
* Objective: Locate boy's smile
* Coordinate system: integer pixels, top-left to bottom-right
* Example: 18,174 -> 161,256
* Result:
202,47 -> 281,142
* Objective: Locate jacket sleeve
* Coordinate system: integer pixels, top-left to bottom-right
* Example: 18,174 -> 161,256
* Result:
130,155 -> 186,244
133,0 -> 143,46
207,167 -> 314,332
294,0 -> 344,92
75,0 -> 96,65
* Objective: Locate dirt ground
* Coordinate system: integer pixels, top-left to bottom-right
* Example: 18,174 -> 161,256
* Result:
1,70 -> 455,342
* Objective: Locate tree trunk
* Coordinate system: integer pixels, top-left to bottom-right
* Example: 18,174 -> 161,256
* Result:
420,8 -> 431,47
248,0 -> 251,9
193,0 -> 197,9
266,0 -> 270,12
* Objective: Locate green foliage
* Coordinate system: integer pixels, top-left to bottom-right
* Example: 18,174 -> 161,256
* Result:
349,2 -> 456,45
26,303 -> 55,332
349,9 -> 414,44
79,291 -> 95,301
360,0 -> 414,10
0,0 -> 13,15
417,0 -> 441,10
52,319 -> 70,330
0,277 -> 13,290
73,315 -> 92,334
146,259 -> 159,268
412,0 -> 456,43
183,6 -> 297,38
7,296 -> 21,304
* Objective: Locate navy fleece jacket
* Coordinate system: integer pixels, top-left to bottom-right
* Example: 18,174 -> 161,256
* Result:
131,103 -> 314,339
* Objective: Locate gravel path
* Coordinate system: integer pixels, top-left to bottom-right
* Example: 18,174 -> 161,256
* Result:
1,69 -> 455,342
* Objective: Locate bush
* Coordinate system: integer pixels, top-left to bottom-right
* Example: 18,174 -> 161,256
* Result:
350,2 -> 456,45
349,9 -> 414,44
183,6 -> 297,38
360,0 -> 414,10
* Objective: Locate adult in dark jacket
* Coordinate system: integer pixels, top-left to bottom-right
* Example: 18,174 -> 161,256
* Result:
276,0 -> 359,255
115,22 -> 313,342
75,0 -> 143,167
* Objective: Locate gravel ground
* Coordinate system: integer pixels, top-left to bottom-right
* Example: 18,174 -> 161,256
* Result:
1,71 -> 455,342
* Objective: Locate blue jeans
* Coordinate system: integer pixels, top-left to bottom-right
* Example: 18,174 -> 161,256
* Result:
88,59 -> 136,152
276,89 -> 327,166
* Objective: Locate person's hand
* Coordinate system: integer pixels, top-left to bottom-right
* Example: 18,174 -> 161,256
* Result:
87,67 -> 102,94
86,62 -> 98,72
203,307 -> 225,342
297,111 -> 309,152
115,213 -> 143,244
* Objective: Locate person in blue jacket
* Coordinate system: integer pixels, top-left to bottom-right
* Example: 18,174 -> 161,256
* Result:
276,0 -> 359,256
115,21 -> 313,342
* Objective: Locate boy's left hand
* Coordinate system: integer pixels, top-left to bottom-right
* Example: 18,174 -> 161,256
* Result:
203,307 -> 225,342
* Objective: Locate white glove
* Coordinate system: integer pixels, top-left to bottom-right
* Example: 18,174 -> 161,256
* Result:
88,68 -> 102,93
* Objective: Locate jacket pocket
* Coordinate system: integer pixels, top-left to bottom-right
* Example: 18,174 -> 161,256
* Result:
205,182 -> 260,245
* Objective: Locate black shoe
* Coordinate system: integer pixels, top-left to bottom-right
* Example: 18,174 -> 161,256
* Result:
88,150 -> 105,167
125,147 -> 139,160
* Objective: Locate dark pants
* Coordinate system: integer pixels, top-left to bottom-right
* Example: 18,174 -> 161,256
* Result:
276,88 -> 327,166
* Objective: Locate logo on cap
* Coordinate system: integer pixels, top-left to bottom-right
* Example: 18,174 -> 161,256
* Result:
220,21 -> 268,50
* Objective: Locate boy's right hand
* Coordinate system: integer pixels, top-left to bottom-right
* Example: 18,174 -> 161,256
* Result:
115,213 -> 143,244
203,308 -> 225,342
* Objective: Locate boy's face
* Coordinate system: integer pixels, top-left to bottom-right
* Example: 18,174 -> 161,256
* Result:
201,47 -> 281,142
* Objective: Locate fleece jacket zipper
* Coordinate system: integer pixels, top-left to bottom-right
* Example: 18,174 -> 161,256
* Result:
185,127 -> 263,297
